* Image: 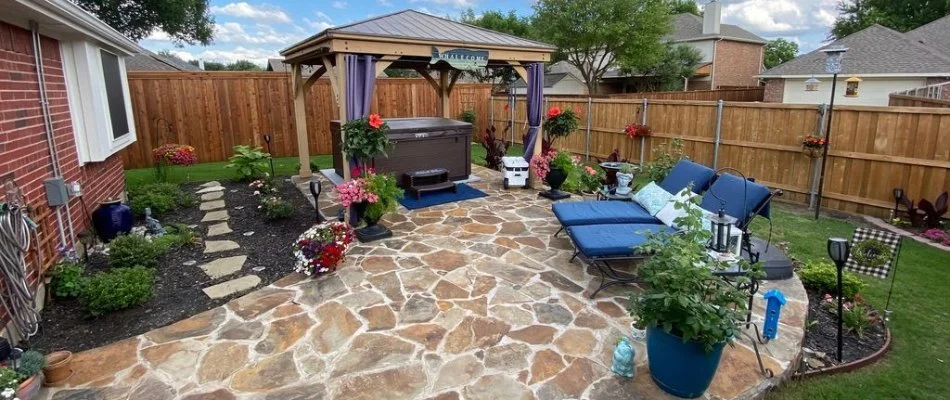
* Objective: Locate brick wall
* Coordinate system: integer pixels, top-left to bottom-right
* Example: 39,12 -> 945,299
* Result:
0,21 -> 125,320
763,78 -> 785,102
713,40 -> 764,88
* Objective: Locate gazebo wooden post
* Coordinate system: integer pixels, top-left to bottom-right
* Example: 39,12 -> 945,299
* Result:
335,53 -> 350,182
439,68 -> 451,118
291,63 -> 326,183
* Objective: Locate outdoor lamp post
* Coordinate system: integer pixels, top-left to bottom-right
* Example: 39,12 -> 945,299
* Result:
263,134 -> 276,177
827,237 -> 851,363
814,46 -> 848,220
892,188 -> 904,217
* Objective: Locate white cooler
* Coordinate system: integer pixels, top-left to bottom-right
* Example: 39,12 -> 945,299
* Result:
501,156 -> 530,189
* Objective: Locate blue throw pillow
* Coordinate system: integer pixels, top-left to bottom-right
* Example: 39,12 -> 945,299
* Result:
634,182 -> 673,216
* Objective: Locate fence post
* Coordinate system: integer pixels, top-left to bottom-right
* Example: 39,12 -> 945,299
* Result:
809,104 -> 828,209
489,95 -> 494,128
585,96 -> 592,161
640,98 -> 648,164
712,99 -> 724,169
509,94 -> 516,144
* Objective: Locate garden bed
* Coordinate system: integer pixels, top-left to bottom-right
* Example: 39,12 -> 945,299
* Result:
799,290 -> 888,372
28,177 -> 315,353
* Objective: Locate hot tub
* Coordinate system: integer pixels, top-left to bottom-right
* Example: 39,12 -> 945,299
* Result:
331,117 -> 472,184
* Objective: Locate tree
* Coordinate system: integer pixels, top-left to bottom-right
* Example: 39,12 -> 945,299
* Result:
383,68 -> 420,78
831,0 -> 950,39
226,60 -> 263,71
188,60 -> 226,71
460,9 -> 533,91
763,38 -> 799,69
75,0 -> 214,45
533,0 -> 671,94
628,43 -> 703,91
666,0 -> 701,16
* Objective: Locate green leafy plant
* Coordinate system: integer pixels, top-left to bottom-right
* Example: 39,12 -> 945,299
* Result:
798,260 -> 867,299
226,145 -> 271,181
619,163 -> 635,174
363,173 -> 404,222
0,367 -> 19,392
109,234 -> 163,269
578,164 -> 604,193
152,224 -> 199,250
127,182 -> 193,216
260,196 -> 295,220
79,267 -> 155,317
629,194 -> 761,353
642,138 -> 685,183
842,303 -> 877,338
458,110 -> 477,124
341,114 -> 391,165
15,350 -> 46,378
543,107 -> 579,149
549,150 -> 578,175
48,261 -> 84,298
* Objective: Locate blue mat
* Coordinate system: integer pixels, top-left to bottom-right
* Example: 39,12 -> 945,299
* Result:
398,183 -> 488,210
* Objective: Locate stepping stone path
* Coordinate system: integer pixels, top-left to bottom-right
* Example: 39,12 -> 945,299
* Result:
192,184 -> 259,299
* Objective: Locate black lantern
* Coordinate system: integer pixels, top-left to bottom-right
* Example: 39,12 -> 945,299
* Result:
827,237 -> 850,362
708,209 -> 738,254
263,134 -> 276,177
892,188 -> 904,216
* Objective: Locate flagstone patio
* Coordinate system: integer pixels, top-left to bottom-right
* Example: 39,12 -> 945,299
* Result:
42,166 -> 806,400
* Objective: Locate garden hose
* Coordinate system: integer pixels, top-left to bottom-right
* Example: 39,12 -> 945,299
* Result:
0,201 -> 42,342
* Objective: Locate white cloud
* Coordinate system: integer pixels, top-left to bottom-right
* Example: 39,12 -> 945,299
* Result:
303,11 -> 334,31
196,46 -> 277,65
719,0 -> 838,35
331,1 -> 348,9
213,22 -> 303,45
210,2 -> 291,23
409,0 -> 474,9
164,50 -> 196,61
378,0 -> 393,6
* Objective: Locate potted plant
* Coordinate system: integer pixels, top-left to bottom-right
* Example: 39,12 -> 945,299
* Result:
41,351 -> 72,387
336,171 -> 404,242
615,163 -> 636,196
531,150 -> 578,199
542,106 -> 579,153
293,221 -> 355,277
629,197 -> 759,398
802,134 -> 826,158
13,350 -> 45,399
578,165 -> 604,197
341,113 -> 391,173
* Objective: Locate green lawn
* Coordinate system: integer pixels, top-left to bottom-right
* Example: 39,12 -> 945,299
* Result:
754,206 -> 950,400
125,150 -> 950,399
471,142 -> 525,167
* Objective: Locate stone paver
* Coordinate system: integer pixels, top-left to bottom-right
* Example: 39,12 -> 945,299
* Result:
45,166 -> 806,400
199,200 -> 226,211
199,181 -> 221,188
202,275 -> 261,299
200,191 -> 224,201
201,210 -> 230,222
199,255 -> 247,279
196,185 -> 226,194
206,222 -> 233,237
204,240 -> 240,254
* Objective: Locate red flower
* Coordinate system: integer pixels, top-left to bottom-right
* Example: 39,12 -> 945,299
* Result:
547,106 -> 561,119
368,114 -> 383,129
504,103 -> 510,111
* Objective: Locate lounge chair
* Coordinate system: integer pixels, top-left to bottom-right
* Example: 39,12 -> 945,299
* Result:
551,160 -> 716,234
565,174 -> 782,298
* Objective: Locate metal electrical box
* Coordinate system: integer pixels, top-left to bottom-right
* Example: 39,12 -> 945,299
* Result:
44,177 -> 69,206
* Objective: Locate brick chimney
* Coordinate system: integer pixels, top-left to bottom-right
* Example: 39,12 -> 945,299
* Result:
703,0 -> 722,35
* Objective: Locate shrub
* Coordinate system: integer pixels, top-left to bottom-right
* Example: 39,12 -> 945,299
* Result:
458,110 -> 476,124
109,234 -> 163,269
798,261 -> 867,299
642,138 -> 685,183
127,183 -> 193,216
79,267 -> 155,317
479,125 -> 509,170
15,350 -> 46,378
0,367 -> 18,392
226,145 -> 271,181
152,224 -> 199,250
49,261 -> 84,298
842,303 -> 876,338
260,196 -> 295,220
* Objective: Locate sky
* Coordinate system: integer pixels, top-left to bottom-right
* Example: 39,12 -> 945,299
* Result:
140,0 -> 842,66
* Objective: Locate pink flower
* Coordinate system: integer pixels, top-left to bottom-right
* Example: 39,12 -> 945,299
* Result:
546,106 -> 561,119
584,166 -> 597,176
368,114 -> 383,129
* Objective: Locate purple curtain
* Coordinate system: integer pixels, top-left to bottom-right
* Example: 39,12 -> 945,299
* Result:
345,54 -> 377,120
522,62 -> 544,161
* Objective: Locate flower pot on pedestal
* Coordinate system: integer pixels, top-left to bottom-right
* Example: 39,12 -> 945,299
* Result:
539,167 -> 571,200
351,201 -> 392,243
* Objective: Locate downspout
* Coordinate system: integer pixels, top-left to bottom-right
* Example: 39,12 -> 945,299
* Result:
710,38 -> 722,89
30,21 -> 74,249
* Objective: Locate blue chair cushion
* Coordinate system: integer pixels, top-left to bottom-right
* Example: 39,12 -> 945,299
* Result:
553,201 -> 659,226
633,182 -> 673,216
568,224 -> 676,258
659,160 -> 717,195
699,173 -> 771,227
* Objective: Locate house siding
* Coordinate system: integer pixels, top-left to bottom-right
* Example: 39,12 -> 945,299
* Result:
763,78 -> 785,102
0,21 -> 125,323
713,40 -> 763,88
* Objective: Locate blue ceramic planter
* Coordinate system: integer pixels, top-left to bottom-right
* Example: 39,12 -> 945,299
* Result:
646,325 -> 726,398
92,200 -> 132,242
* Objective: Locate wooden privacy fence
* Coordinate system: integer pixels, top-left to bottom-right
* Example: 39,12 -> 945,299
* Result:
121,72 -> 493,168
491,97 -> 950,217
608,87 -> 764,102
888,94 -> 950,109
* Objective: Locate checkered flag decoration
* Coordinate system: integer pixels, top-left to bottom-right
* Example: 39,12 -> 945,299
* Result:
845,228 -> 901,279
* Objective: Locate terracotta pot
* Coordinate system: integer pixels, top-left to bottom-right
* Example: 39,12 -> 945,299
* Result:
17,373 -> 43,400
42,351 -> 73,387
803,146 -> 822,158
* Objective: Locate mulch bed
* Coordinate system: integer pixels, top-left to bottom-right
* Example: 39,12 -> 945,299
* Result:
799,290 -> 888,371
28,177 -> 316,353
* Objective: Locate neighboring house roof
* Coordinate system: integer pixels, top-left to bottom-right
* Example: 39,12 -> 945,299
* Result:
126,51 -> 200,71
904,15 -> 950,58
760,24 -> 950,78
669,13 -> 766,44
266,58 -> 288,72
4,0 -> 141,55
284,9 -> 555,55
511,72 -> 571,89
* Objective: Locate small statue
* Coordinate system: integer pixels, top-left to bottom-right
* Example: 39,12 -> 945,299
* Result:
144,207 -> 165,237
611,336 -> 636,378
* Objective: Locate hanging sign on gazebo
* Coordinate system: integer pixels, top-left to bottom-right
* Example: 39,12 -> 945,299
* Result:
431,47 -> 488,71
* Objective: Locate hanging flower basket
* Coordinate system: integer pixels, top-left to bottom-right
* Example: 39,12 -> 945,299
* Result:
802,135 -> 826,159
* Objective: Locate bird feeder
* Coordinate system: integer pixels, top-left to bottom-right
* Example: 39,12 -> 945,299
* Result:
762,289 -> 787,340
845,76 -> 861,97
804,76 -> 820,92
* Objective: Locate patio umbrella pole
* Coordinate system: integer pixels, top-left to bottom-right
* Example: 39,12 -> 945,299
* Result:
813,73 -> 838,220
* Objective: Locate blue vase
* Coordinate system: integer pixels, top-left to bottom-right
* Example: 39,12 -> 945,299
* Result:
92,200 -> 133,242
646,325 -> 726,398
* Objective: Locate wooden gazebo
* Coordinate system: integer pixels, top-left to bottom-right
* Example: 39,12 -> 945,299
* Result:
279,10 -> 555,182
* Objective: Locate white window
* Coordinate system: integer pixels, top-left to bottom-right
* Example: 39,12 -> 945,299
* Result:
61,41 -> 136,163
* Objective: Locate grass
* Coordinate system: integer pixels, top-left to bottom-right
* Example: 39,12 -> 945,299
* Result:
471,142 -> 525,167
126,150 -> 950,399
753,206 -> 950,400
